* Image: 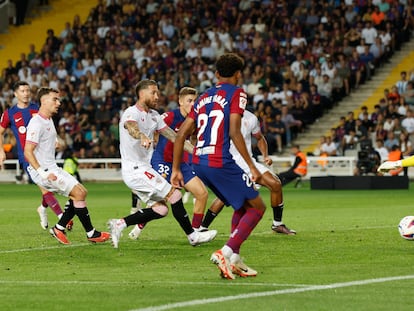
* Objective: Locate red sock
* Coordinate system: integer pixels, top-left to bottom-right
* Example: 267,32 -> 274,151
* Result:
227,208 -> 264,254
192,213 -> 204,228
231,208 -> 246,233
43,192 -> 63,216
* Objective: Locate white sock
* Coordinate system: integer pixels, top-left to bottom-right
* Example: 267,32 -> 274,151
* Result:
117,219 -> 127,230
273,221 -> 283,227
86,229 -> 96,238
230,253 -> 240,264
221,245 -> 233,258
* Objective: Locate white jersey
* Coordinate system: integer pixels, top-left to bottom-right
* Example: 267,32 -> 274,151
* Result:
119,104 -> 171,205
230,110 -> 270,175
26,114 -> 58,170
119,104 -> 167,172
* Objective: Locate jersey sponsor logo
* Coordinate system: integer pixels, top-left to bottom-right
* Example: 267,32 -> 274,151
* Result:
239,96 -> 247,109
15,117 -> 22,122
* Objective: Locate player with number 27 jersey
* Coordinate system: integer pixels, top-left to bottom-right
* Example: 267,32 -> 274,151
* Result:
189,83 -> 247,168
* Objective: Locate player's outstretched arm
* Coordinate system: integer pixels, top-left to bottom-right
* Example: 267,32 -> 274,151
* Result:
160,126 -> 194,153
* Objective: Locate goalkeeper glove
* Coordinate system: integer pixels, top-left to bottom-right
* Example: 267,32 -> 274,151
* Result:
377,160 -> 402,173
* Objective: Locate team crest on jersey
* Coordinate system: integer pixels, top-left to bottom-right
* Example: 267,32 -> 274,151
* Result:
18,126 -> 26,134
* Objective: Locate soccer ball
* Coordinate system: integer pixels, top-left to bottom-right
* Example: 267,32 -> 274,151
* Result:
398,216 -> 414,240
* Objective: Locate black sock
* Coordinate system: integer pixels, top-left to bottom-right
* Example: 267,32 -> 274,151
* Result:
171,200 -> 193,235
124,207 -> 164,226
201,209 -> 218,228
57,200 -> 75,229
75,207 -> 94,232
273,203 -> 284,222
131,192 -> 138,208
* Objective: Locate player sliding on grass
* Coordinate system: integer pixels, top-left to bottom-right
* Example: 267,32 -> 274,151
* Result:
172,53 -> 266,279
128,87 -> 213,239
24,87 -> 110,245
0,81 -> 72,231
107,80 -> 216,248
199,109 -> 296,235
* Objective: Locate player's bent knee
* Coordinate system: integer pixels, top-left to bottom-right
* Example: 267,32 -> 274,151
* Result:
152,203 -> 168,217
167,188 -> 182,204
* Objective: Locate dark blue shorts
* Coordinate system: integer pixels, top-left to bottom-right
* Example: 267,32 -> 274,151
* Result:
151,158 -> 195,184
192,162 -> 259,210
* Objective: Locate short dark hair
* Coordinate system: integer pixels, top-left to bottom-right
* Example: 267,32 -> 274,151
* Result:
134,79 -> 158,98
13,81 -> 30,91
215,53 -> 244,78
36,87 -> 59,103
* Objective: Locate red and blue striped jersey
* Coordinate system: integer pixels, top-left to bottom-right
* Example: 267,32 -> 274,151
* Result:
0,103 -> 39,164
153,108 -> 189,163
189,82 -> 247,168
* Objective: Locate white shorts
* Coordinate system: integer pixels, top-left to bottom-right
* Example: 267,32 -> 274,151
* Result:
27,166 -> 79,197
235,157 -> 274,176
122,164 -> 172,206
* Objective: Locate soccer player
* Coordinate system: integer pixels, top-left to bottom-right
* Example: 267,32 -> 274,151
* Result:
107,80 -> 216,248
277,145 -> 308,187
200,109 -> 296,235
0,81 -> 70,231
171,53 -> 266,279
24,87 -> 110,245
128,86 -> 211,239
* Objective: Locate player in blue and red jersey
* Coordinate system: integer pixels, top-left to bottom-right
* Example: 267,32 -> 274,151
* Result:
0,81 -> 67,230
171,53 -> 266,279
127,87 -> 211,239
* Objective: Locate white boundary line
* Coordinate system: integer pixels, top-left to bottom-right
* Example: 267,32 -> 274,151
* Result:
0,243 -> 90,254
130,275 -> 414,311
0,280 -> 312,288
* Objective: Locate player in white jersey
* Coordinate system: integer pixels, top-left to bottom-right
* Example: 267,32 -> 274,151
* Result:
24,87 -> 110,245
107,79 -> 216,248
201,109 -> 296,235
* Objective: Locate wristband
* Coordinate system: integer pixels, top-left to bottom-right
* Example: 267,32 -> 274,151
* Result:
37,167 -> 49,179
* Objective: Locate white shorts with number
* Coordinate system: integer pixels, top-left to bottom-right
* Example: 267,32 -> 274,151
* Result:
122,164 -> 172,207
27,165 -> 79,197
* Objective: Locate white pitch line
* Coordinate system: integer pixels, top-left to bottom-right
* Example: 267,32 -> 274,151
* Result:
0,243 -> 90,254
130,275 -> 414,311
0,279 -> 312,288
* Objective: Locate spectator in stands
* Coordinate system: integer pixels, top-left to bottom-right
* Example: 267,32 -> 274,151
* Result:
401,109 -> 414,142
266,113 -> 285,154
342,128 -> 359,154
281,105 -> 302,148
384,131 -> 399,151
375,139 -> 389,162
320,135 -> 338,156
401,81 -> 414,107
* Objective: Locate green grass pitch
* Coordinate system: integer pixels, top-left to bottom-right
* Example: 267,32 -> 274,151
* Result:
1,181 -> 414,310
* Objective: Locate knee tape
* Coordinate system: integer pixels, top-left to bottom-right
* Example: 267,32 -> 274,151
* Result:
167,189 -> 182,204
152,203 -> 168,217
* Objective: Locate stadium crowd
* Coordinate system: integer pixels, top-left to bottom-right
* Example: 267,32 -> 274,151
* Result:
1,0 -> 414,164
